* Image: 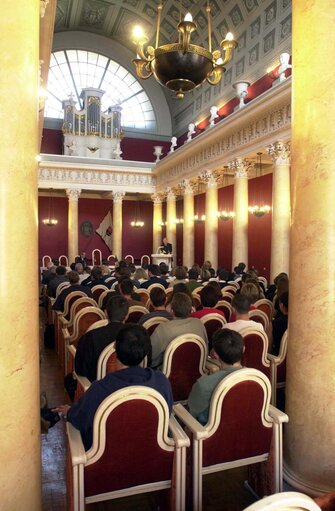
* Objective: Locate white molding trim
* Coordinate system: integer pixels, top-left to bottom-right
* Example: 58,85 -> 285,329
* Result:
283,462 -> 334,497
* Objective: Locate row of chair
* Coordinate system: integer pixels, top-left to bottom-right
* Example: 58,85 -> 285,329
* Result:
42,252 -> 151,268
66,367 -> 288,511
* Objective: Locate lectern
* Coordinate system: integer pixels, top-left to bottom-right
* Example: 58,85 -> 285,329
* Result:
151,254 -> 174,270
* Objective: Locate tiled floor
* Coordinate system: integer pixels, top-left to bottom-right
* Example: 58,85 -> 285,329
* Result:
40,307 -> 256,511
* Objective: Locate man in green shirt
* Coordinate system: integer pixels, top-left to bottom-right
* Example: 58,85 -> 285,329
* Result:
188,329 -> 245,424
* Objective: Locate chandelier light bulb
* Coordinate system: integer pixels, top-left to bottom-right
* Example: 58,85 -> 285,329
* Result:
225,32 -> 234,41
216,57 -> 223,66
184,12 -> 193,22
132,25 -> 146,42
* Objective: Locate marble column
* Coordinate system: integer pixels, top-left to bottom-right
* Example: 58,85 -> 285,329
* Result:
267,142 -> 291,283
204,171 -> 218,269
66,188 -> 81,264
284,0 -> 335,495
0,1 -> 41,510
166,187 -> 177,262
182,180 -> 195,268
152,193 -> 163,254
112,191 -> 125,260
231,158 -> 249,269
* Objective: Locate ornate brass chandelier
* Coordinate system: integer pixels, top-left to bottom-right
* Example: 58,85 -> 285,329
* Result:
132,1 -> 238,100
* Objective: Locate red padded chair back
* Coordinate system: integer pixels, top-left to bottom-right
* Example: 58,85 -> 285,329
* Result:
91,286 -> 108,302
241,332 -> 270,379
202,318 -> 224,349
126,310 -> 147,323
192,294 -> 202,311
167,342 -> 206,402
216,301 -> 232,321
203,379 -> 272,467
65,293 -> 87,320
84,398 -> 174,497
74,312 -> 106,345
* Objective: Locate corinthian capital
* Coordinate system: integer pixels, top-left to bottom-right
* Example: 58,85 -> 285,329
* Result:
112,191 -> 126,204
200,169 -> 218,189
166,187 -> 177,202
181,179 -> 196,196
66,188 -> 81,201
151,193 -> 164,205
267,141 -> 291,165
229,158 -> 249,178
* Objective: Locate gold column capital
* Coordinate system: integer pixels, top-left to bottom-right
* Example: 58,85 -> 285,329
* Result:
166,187 -> 177,202
267,141 -> 291,165
151,192 -> 164,205
66,188 -> 81,201
229,157 -> 250,178
181,178 -> 196,196
200,169 -> 218,189
112,191 -> 126,204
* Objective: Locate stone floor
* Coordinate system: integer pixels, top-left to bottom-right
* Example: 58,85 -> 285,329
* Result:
40,306 -> 256,510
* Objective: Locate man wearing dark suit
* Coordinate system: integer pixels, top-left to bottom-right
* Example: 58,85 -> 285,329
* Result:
140,264 -> 169,289
161,237 -> 172,254
75,252 -> 88,267
52,271 -> 93,312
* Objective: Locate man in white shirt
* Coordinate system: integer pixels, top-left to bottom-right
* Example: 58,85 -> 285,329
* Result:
224,294 -> 264,333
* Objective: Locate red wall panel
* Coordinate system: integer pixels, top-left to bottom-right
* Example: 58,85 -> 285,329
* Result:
175,198 -> 184,266
194,193 -> 205,266
218,185 -> 234,270
122,200 -> 153,261
121,138 -> 171,163
41,128 -> 63,155
248,173 -> 273,281
78,198 -> 114,260
38,196 -> 68,264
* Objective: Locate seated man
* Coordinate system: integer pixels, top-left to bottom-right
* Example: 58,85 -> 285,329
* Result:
224,294 -> 264,333
119,278 -> 141,306
188,329 -> 245,424
81,265 -> 105,288
191,285 -> 226,319
47,265 -> 68,298
54,324 -> 173,451
74,295 -> 129,382
140,264 -> 169,289
272,291 -> 288,355
139,287 -> 173,325
150,292 -> 208,369
52,271 -> 93,312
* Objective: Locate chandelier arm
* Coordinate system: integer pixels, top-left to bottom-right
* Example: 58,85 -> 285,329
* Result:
132,59 -> 153,80
220,40 -> 238,66
206,67 -> 223,85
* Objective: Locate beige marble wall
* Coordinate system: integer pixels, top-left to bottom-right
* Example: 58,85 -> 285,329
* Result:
66,188 -> 81,264
183,185 -> 195,269
284,0 -> 335,493
112,192 -> 125,259
152,194 -> 163,254
0,1 -> 41,509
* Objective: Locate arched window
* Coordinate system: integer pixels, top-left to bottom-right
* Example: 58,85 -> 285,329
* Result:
45,50 -> 156,131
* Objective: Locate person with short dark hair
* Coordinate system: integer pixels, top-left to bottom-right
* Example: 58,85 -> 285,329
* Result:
187,268 -> 201,293
119,278 -> 141,306
140,264 -> 169,289
81,265 -> 104,288
74,295 -> 130,383
139,287 -> 173,325
54,324 -> 173,451
47,265 -> 68,298
170,265 -> 188,286
52,271 -> 92,311
272,291 -> 289,355
150,292 -> 208,369
188,329 -> 245,424
161,237 -> 172,254
191,285 -> 226,319
224,294 -> 264,332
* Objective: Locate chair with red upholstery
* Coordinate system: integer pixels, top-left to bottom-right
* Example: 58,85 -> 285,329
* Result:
200,313 -> 227,350
141,254 -> 151,266
244,492 -> 321,511
221,291 -> 234,303
161,334 -> 208,403
239,327 -> 271,380
254,299 -> 275,323
59,254 -> 69,267
55,281 -> 70,298
136,288 -> 150,305
98,289 -> 112,309
107,254 -> 117,266
91,284 -> 109,303
66,387 -> 190,511
42,255 -> 52,267
222,284 -> 237,295
249,309 -> 270,332
124,254 -> 134,264
142,316 -> 170,336
192,293 -> 202,311
126,305 -> 149,323
216,300 -> 233,321
174,368 -> 288,511
267,330 -> 288,406
92,249 -> 102,266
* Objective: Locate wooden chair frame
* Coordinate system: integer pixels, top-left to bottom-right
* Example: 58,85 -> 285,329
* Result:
141,254 -> 151,266
243,492 -> 321,511
67,387 -> 190,511
249,309 -> 270,332
59,255 -> 69,267
216,300 -> 233,321
267,330 -> 288,406
147,283 -> 166,292
42,255 -> 52,267
55,281 -> 71,298
174,369 -> 288,511
254,299 -> 275,322
124,254 -> 134,264
239,326 -> 272,377
92,249 -> 102,266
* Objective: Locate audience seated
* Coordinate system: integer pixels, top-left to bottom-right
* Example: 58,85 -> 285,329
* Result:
170,265 -> 188,286
186,267 -> 201,292
140,264 -> 169,289
224,294 -> 264,333
229,282 -> 258,322
138,287 -> 173,325
217,268 -> 230,288
274,277 -> 289,314
188,329 -> 245,424
53,271 -> 93,312
81,265 -> 106,288
54,324 -> 173,451
272,291 -> 289,355
159,262 -> 170,281
74,295 -> 129,383
119,278 -> 141,306
266,272 -> 289,301
191,285 -> 226,319
47,265 -> 68,298
166,282 -> 194,307
133,267 -> 148,284
150,292 -> 208,369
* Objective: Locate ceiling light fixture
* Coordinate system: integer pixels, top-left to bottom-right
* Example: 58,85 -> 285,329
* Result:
132,0 -> 237,100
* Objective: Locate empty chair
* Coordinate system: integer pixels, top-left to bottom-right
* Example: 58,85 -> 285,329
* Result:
124,254 -> 134,264
162,334 -> 208,403
92,249 -> 102,266
174,368 -> 289,511
141,254 -> 150,266
107,254 -> 117,266
200,313 -> 227,350
243,492 -> 321,511
67,387 -> 189,511
268,330 -> 288,406
126,305 -> 149,323
42,255 -> 52,267
254,298 -> 275,323
249,309 -> 270,332
216,300 -> 233,321
59,255 -> 69,267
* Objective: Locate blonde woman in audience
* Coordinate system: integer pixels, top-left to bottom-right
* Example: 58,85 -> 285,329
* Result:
133,267 -> 148,284
169,266 -> 188,287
